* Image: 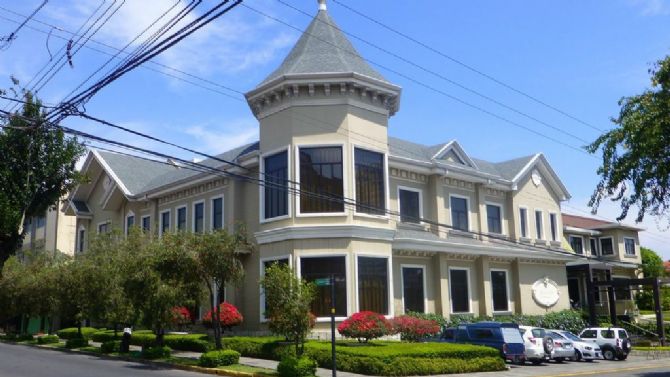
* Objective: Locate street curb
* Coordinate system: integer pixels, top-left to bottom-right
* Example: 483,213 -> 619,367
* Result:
0,341 -> 274,377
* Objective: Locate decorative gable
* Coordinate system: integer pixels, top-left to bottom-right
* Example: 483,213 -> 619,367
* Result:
431,140 -> 478,169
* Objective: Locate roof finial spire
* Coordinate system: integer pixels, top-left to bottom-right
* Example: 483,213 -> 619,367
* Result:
318,0 -> 327,11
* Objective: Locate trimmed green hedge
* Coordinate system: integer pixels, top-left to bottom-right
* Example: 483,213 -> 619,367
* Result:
56,327 -> 99,340
142,346 -> 171,359
100,340 -> 122,354
199,349 -> 241,367
65,338 -> 89,349
444,309 -> 587,334
278,356 -> 317,377
37,335 -> 59,344
90,330 -> 210,352
224,337 -> 504,376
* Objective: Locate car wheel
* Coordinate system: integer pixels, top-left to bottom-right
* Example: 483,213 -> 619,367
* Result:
603,348 -> 615,360
584,359 -> 593,362
616,353 -> 628,361
554,357 -> 565,363
573,350 -> 582,361
543,336 -> 555,354
531,359 -> 543,365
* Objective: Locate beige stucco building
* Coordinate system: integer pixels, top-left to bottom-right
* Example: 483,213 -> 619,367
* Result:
21,198 -> 76,256
64,1 -> 631,331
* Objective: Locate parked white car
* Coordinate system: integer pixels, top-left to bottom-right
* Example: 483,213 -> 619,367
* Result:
518,325 -> 553,364
549,330 -> 600,361
579,327 -> 631,360
545,330 -> 574,362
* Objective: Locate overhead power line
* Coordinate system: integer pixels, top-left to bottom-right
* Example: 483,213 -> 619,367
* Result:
0,0 -> 48,50
329,0 -> 605,133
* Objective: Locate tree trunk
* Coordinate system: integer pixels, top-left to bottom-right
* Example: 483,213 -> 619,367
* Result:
114,323 -> 118,338
156,327 -> 165,347
77,322 -> 82,337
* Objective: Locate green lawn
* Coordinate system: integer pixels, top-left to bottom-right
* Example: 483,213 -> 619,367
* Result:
638,310 -> 670,317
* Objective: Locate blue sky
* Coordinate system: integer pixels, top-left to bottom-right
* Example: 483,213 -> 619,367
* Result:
1,0 -> 669,258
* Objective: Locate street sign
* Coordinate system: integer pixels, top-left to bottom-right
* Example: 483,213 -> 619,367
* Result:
314,278 -> 332,286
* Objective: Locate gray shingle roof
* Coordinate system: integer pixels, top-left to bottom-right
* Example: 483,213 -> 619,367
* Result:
258,9 -> 388,87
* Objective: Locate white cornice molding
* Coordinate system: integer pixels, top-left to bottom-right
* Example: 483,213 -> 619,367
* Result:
255,225 -> 396,244
564,226 -> 602,236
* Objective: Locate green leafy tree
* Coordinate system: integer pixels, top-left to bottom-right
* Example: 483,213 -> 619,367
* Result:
0,87 -> 85,268
260,263 -> 316,356
641,247 -> 666,278
587,55 -> 670,223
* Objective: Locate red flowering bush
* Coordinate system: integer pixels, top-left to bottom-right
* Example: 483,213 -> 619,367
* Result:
392,315 -> 441,342
202,302 -> 243,330
170,306 -> 192,328
337,311 -> 393,342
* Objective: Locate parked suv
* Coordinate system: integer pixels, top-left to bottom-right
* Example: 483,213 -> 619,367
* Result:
440,322 -> 526,363
578,327 -> 631,360
518,326 -> 554,364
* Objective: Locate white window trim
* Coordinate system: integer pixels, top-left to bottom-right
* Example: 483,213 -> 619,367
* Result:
295,143 -> 348,218
351,144 -> 390,220
400,264 -> 427,315
484,201 -> 505,235
192,200 -> 206,232
354,253 -> 393,317
397,186 -> 423,224
259,145 -> 292,223
599,236 -> 615,255
159,209 -> 171,237
589,237 -> 599,256
175,205 -> 187,231
534,209 -> 544,240
125,211 -> 135,236
297,252 -> 350,322
97,220 -> 110,234
623,237 -> 636,256
549,212 -> 559,241
141,215 -> 151,233
518,206 -> 529,239
448,193 -> 471,232
210,195 -> 225,231
77,225 -> 86,253
569,235 -> 585,255
448,266 -> 472,314
259,254 -> 292,323
490,268 -> 512,313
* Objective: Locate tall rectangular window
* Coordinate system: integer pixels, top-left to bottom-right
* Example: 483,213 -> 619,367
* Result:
355,148 -> 385,215
212,197 -> 223,230
126,215 -> 134,235
177,207 -> 187,231
300,256 -> 346,317
589,238 -> 598,255
491,270 -> 509,312
549,213 -> 557,241
357,257 -> 389,315
624,238 -> 636,256
569,236 -> 584,254
486,204 -> 502,234
263,151 -> 288,219
399,189 -> 420,223
535,210 -> 543,239
600,238 -> 614,255
450,196 -> 468,231
299,147 -> 344,213
36,216 -> 46,228
193,202 -> 204,233
142,216 -> 150,232
449,268 -> 470,313
78,229 -> 85,253
519,208 -> 528,238
402,266 -> 425,313
161,211 -> 170,235
98,222 -> 109,234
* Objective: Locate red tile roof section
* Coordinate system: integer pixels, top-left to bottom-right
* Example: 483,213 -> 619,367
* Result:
561,213 -> 612,229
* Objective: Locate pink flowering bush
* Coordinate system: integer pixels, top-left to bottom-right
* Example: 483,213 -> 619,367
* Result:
337,311 -> 393,342
392,315 -> 441,342
202,302 -> 243,330
170,306 -> 192,328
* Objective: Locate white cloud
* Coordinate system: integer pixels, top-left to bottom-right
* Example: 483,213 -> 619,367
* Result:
184,117 -> 258,155
626,0 -> 670,16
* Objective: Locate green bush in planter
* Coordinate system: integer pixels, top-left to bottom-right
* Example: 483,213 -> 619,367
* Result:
141,346 -> 171,359
65,338 -> 89,348
57,327 -> 98,340
277,356 -> 317,377
199,349 -> 241,367
37,335 -> 59,344
100,340 -> 122,354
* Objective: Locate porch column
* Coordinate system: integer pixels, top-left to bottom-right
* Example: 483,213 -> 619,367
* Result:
438,255 -> 451,318
477,256 -> 492,316
512,258 -> 523,314
586,266 -> 597,326
605,269 -> 617,326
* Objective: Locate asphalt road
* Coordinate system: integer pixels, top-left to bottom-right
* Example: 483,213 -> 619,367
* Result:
0,342 -> 202,377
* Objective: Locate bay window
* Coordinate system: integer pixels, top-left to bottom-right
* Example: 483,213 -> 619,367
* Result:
355,148 -> 385,215
263,151 -> 288,219
357,256 -> 389,315
600,237 -> 614,255
300,256 -> 346,317
569,236 -> 584,254
299,146 -> 344,213
624,238 -> 636,256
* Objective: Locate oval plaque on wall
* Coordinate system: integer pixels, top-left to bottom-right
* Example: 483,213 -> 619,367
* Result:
532,277 -> 560,308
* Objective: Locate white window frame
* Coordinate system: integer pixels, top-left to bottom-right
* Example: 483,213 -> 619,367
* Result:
397,186 -> 423,223
141,215 -> 151,233
534,209 -> 544,240
549,212 -> 558,241
297,252 -> 350,322
569,235 -> 585,254
518,206 -> 529,238
175,205 -> 187,231
484,201 -> 505,235
490,268 -> 511,314
448,193 -> 471,232
125,211 -> 135,236
400,264 -> 427,315
97,220 -> 110,234
159,209 -> 171,236
448,266 -> 472,314
351,144 -> 390,220
589,237 -> 599,256
600,236 -> 615,255
259,254 -> 292,322
210,195 -> 225,231
192,200 -> 205,232
295,143 -> 348,218
259,145 -> 291,223
623,237 -> 636,256
354,253 -> 393,317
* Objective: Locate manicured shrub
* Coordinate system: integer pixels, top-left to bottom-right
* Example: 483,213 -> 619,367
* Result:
37,335 -> 60,344
12,334 -> 35,342
392,315 -> 440,342
277,356 -> 317,377
91,330 -> 120,343
56,327 -> 98,340
337,311 -> 394,342
202,302 -> 243,329
199,349 -> 241,367
100,340 -> 122,354
141,345 -> 171,359
440,310 -> 587,335
65,338 -> 89,348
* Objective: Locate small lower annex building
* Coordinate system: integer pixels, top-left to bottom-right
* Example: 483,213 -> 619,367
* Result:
65,0 -> 623,331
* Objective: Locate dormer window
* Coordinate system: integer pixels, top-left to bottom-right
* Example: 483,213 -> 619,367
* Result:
299,146 -> 344,214
354,148 -> 385,215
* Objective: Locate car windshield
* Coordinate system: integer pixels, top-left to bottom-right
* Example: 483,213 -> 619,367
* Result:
560,331 -> 582,342
531,328 -> 545,338
547,331 -> 565,340
502,327 -> 524,343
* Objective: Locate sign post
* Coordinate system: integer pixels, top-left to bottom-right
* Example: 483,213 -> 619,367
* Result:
315,275 -> 336,377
